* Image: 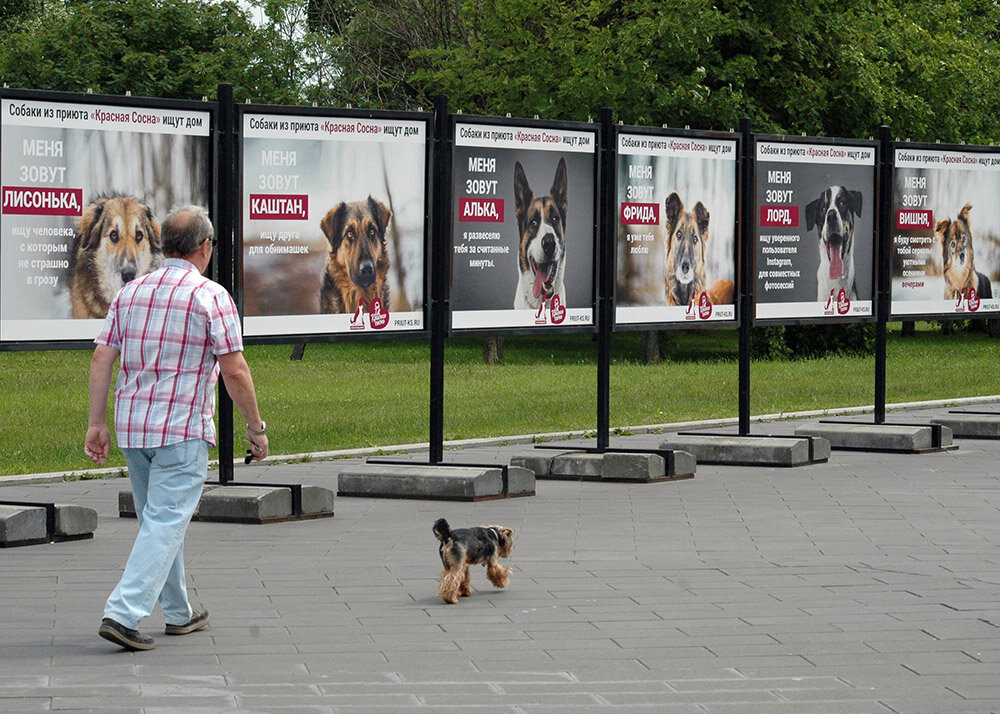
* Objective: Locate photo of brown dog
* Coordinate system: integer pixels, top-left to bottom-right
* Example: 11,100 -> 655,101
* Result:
433,518 -> 515,604
318,197 -> 392,313
663,192 -> 734,306
936,203 -> 994,301
68,194 -> 163,319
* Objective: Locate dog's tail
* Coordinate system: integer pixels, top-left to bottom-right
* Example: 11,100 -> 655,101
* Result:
432,518 -> 451,542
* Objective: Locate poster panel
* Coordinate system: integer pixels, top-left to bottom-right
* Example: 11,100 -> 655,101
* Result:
1,93 -> 211,345
450,120 -> 597,331
890,145 -> 1000,317
615,130 -> 737,326
241,110 -> 428,337
754,139 -> 877,322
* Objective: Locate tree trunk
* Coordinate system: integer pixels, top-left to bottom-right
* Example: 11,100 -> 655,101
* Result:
290,343 -> 306,360
641,331 -> 661,364
482,336 -> 503,364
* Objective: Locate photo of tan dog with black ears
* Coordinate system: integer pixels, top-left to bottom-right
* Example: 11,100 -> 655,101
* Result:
936,203 -> 994,301
68,194 -> 163,319
318,196 -> 392,313
663,192 -> 734,306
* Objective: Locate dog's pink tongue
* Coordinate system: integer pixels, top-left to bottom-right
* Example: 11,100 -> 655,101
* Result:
828,243 -> 843,279
533,266 -> 546,299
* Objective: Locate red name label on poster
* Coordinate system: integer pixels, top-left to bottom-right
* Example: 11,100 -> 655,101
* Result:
249,194 -> 308,220
1,186 -> 83,216
966,288 -> 981,312
620,202 -> 659,225
698,292 -> 712,319
458,198 -> 504,222
896,209 -> 932,229
759,205 -> 799,227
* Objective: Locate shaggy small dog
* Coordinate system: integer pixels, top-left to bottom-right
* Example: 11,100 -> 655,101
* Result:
432,518 -> 515,604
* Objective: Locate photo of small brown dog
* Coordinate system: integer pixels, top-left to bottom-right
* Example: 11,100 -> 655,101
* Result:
318,197 -> 392,313
936,203 -> 994,301
68,194 -> 162,318
663,192 -> 734,306
433,518 -> 515,604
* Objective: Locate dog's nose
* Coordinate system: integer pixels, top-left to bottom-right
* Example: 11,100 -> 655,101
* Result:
121,269 -> 136,284
357,261 -> 375,286
542,233 -> 556,257
826,209 -> 839,227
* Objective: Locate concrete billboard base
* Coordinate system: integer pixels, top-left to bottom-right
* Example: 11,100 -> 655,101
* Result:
512,449 -> 696,482
119,483 -> 335,524
795,422 -> 956,453
658,434 -> 831,467
337,463 -> 535,501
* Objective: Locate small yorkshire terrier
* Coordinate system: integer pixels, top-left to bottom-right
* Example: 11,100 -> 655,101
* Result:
432,518 -> 515,604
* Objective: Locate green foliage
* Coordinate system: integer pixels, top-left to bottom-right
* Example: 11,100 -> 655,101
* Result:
0,0 -> 302,104
784,323 -> 876,359
750,325 -> 792,361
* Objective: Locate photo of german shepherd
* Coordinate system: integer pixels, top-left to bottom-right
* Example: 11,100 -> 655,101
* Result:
663,192 -> 734,306
67,194 -> 163,319
513,158 -> 568,310
936,203 -> 994,301
318,197 -> 392,313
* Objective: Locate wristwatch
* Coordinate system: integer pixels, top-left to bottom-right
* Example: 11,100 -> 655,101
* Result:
247,420 -> 267,436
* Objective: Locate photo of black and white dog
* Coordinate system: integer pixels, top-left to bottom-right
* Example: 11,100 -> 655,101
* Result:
513,158 -> 568,310
805,185 -> 863,301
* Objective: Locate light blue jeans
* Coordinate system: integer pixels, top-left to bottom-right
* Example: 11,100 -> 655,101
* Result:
104,439 -> 208,630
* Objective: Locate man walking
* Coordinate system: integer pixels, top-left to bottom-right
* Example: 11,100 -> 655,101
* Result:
85,205 -> 268,651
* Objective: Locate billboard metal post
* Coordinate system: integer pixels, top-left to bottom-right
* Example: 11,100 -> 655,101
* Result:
217,83 -> 236,484
429,95 -> 450,465
738,118 -> 753,436
596,107 -> 614,452
875,125 -> 892,424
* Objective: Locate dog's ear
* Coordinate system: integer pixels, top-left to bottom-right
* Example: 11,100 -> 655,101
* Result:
144,206 -> 162,252
694,201 -> 710,238
664,192 -> 683,237
76,197 -> 109,251
513,161 -> 532,229
935,218 -> 951,240
804,196 -> 822,232
320,203 -> 347,250
367,196 -> 392,243
550,157 -> 568,220
958,203 -> 972,231
847,190 -> 863,217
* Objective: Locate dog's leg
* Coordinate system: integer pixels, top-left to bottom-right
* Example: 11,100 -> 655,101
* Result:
459,565 -> 472,597
438,567 -> 462,604
485,558 -> 511,589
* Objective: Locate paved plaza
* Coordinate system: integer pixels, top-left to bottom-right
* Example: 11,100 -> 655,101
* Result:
3,402 -> 1000,712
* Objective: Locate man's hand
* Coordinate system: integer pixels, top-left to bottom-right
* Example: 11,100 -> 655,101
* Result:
85,424 -> 111,466
247,432 -> 269,462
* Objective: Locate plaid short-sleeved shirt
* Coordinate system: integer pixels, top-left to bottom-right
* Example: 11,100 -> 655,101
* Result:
95,258 -> 243,448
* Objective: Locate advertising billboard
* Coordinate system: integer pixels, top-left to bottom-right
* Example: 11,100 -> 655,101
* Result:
449,120 -> 597,331
241,108 -> 428,338
1,92 -> 212,345
890,145 -> 1000,317
754,138 -> 877,322
615,130 -> 737,326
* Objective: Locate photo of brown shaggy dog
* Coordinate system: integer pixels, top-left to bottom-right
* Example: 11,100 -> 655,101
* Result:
936,203 -> 993,301
433,518 -> 515,604
318,197 -> 392,313
68,194 -> 162,319
663,192 -> 734,306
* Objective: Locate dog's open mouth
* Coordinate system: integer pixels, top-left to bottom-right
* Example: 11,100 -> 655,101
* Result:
530,257 -> 558,299
825,235 -> 845,279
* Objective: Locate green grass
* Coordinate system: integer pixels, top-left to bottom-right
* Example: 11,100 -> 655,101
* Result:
1,323 -> 997,476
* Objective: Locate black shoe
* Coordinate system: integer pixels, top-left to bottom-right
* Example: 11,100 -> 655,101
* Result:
98,618 -> 156,651
165,608 -> 210,635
